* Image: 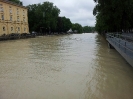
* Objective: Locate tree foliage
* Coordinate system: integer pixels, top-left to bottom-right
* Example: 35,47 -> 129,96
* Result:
83,26 -> 95,33
61,17 -> 72,33
93,0 -> 133,33
27,1 -> 72,34
72,23 -> 83,33
27,2 -> 60,34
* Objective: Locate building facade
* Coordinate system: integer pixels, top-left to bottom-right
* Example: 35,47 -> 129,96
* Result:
0,0 -> 29,36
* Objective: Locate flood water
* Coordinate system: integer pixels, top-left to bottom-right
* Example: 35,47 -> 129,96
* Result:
0,33 -> 133,99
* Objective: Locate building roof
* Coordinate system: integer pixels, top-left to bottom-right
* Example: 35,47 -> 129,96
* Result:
0,0 -> 28,9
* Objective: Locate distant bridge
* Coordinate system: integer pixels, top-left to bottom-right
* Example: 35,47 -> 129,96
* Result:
106,33 -> 133,67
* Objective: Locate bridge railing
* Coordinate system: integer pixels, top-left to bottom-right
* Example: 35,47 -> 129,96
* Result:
106,33 -> 133,59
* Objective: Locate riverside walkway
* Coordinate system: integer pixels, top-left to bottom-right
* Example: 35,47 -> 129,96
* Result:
106,33 -> 133,67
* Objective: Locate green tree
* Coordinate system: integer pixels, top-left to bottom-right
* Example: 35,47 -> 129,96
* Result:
27,1 -> 60,34
72,23 -> 83,33
57,17 -> 72,33
27,2 -> 73,35
93,0 -> 133,34
61,17 -> 72,33
83,26 -> 95,33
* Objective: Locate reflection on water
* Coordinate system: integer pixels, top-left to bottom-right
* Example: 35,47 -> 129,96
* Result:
0,33 -> 133,99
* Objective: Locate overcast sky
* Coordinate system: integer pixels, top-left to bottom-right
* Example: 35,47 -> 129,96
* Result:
21,0 -> 96,27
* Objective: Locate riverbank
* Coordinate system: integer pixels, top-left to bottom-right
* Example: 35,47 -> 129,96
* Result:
0,32 -> 76,41
0,33 -> 36,41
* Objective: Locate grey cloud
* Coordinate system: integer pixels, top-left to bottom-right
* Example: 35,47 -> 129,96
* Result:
22,0 -> 96,26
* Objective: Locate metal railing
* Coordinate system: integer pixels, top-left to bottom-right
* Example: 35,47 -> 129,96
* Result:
106,33 -> 133,59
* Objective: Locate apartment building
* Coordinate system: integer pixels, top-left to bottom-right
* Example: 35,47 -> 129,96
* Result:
0,0 -> 29,36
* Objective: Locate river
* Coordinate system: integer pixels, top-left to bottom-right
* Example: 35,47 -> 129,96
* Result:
0,33 -> 133,99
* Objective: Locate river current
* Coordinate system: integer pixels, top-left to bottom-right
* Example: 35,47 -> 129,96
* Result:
0,33 -> 133,99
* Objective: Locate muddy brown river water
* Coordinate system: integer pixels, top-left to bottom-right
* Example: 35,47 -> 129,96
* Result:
0,33 -> 133,99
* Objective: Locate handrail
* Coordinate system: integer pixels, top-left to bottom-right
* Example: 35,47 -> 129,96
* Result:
111,37 -> 133,53
106,33 -> 133,57
107,33 -> 133,40
107,33 -> 133,44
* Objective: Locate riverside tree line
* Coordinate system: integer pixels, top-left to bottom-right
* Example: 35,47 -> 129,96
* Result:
9,0 -> 95,34
93,0 -> 133,34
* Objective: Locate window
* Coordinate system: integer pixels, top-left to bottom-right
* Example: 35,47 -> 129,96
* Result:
17,11 -> 19,15
23,17 -> 27,22
9,6 -> 11,8
17,16 -> 19,21
1,15 -> 4,20
17,8 -> 19,15
23,10 -> 25,15
9,9 -> 12,14
1,7 -> 3,12
11,27 -> 13,31
23,17 -> 25,22
0,7 -> 3,12
10,16 -> 12,21
0,4 -> 3,6
18,27 -> 20,31
24,28 -> 26,31
3,27 -> 5,31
